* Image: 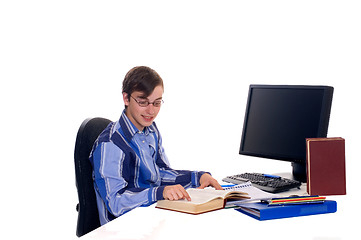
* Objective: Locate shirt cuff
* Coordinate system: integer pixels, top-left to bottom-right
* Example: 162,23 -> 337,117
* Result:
192,171 -> 210,187
151,186 -> 166,201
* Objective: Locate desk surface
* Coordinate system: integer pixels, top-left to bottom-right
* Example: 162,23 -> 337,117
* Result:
81,182 -> 356,240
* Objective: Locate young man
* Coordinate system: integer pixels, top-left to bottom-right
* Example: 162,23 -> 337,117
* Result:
89,66 -> 222,225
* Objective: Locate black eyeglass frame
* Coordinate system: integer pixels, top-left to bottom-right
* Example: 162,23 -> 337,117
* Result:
130,95 -> 164,107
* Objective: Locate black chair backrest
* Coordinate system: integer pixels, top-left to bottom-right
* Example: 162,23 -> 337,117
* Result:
74,117 -> 111,237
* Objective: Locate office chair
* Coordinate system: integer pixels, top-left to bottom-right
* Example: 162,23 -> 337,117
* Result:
74,117 -> 111,237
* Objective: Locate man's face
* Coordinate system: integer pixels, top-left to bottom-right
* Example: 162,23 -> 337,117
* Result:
123,85 -> 164,131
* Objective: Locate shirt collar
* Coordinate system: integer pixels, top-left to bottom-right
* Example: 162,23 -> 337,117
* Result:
118,110 -> 155,141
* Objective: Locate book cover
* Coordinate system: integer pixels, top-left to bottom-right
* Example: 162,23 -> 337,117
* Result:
235,200 -> 337,221
306,137 -> 346,195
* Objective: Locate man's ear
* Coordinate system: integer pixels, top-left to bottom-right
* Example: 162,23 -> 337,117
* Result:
123,92 -> 130,107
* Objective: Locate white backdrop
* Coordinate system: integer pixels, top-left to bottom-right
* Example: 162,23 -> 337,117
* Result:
1,1 -> 360,239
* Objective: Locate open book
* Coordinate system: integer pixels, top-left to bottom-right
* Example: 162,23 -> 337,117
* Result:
156,187 -> 249,214
156,182 -> 278,214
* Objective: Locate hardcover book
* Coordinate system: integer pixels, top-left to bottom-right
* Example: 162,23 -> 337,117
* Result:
156,188 -> 249,214
306,137 -> 346,195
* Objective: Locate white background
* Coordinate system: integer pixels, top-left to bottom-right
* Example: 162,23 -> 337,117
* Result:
1,1 -> 360,239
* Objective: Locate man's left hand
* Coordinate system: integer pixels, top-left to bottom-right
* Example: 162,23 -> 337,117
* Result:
198,173 -> 223,190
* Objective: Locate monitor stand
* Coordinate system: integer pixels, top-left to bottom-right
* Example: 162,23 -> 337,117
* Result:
292,162 -> 307,183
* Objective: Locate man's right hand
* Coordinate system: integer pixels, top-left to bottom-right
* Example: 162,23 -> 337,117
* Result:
163,184 -> 191,201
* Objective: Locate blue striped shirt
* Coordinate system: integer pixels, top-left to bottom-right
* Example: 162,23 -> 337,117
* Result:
89,111 -> 206,225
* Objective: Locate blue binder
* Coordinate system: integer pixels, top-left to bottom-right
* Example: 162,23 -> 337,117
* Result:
235,200 -> 337,221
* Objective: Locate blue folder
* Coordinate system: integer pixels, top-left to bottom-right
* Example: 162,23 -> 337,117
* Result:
235,200 -> 337,221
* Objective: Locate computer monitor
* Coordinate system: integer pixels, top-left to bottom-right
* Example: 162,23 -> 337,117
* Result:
239,85 -> 333,182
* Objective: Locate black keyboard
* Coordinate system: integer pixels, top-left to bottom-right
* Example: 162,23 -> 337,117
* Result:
222,173 -> 301,193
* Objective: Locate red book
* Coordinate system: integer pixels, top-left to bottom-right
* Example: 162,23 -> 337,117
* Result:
306,137 -> 346,195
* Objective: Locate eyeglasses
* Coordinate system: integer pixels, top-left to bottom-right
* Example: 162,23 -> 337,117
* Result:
130,95 -> 164,107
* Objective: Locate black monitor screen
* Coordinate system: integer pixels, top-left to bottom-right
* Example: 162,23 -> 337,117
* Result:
240,85 -> 333,163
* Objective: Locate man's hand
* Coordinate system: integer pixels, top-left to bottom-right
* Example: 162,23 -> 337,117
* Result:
198,173 -> 223,190
163,184 -> 191,201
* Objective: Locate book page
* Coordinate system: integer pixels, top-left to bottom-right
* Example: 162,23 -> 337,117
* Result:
178,188 -> 229,205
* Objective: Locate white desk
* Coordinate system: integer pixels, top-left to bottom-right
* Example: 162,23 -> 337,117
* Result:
82,182 -> 356,240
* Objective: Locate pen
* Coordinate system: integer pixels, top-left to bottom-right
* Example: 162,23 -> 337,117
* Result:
263,174 -> 281,178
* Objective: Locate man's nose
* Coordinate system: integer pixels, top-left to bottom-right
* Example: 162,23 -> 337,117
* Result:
146,103 -> 155,114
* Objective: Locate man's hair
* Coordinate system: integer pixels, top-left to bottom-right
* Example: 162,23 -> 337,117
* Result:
122,66 -> 164,99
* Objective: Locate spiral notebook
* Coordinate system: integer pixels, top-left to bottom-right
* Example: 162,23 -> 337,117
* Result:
223,182 -> 279,207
